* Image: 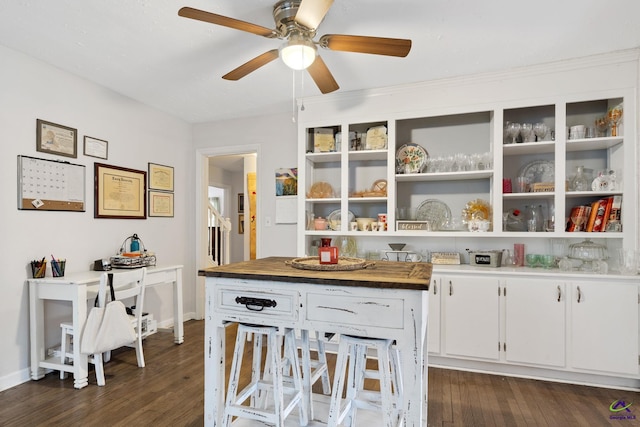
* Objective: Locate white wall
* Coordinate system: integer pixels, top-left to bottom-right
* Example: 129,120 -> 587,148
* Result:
193,113 -> 299,259
0,45 -> 196,390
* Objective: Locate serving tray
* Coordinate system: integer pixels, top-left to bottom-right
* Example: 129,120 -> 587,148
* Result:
285,257 -> 374,271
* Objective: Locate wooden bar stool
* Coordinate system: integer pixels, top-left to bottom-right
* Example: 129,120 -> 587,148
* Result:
327,335 -> 403,427
299,329 -> 332,420
223,323 -> 308,427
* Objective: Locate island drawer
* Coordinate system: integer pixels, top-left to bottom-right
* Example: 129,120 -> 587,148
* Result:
215,282 -> 299,321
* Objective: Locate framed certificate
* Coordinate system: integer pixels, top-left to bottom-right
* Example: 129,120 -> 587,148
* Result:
148,162 -> 174,191
149,190 -> 174,217
36,119 -> 77,158
83,136 -> 108,159
94,163 -> 146,219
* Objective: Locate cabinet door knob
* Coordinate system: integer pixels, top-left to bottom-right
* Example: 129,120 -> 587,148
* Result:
576,286 -> 582,303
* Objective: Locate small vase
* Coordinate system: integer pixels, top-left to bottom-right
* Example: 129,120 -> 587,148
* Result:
570,166 -> 589,192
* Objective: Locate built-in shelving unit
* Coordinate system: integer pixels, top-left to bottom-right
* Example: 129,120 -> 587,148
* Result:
297,59 -> 637,260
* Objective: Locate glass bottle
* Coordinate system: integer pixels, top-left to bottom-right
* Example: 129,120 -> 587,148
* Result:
525,205 -> 543,232
570,165 -> 589,191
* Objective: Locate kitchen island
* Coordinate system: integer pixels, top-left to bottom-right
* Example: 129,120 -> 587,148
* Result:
199,256 -> 432,427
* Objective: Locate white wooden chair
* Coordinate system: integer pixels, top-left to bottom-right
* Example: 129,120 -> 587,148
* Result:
60,268 -> 147,386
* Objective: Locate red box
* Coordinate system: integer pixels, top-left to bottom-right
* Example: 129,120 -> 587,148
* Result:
318,246 -> 338,264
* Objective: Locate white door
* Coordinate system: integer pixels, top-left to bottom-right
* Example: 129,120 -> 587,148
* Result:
443,275 -> 500,361
505,278 -> 565,367
571,281 -> 639,375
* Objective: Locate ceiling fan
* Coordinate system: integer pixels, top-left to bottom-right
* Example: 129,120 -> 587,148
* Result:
178,0 -> 412,94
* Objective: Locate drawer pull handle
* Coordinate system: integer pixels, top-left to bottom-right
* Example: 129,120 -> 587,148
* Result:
235,296 -> 277,311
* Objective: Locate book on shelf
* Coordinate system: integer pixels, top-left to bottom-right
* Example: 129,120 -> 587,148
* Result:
591,197 -> 611,232
585,200 -> 600,232
606,195 -> 622,231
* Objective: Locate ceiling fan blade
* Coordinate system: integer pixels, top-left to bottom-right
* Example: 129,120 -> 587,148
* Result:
319,34 -> 412,57
178,7 -> 277,38
306,55 -> 339,94
295,0 -> 334,31
222,49 -> 280,81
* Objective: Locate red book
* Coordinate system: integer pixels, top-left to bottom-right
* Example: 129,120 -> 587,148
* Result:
598,197 -> 614,232
591,198 -> 610,232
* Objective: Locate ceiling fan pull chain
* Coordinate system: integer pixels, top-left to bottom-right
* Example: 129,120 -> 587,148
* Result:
291,69 -> 297,122
300,70 -> 306,111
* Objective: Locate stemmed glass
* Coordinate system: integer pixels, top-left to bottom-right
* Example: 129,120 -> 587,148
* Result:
533,123 -> 549,142
607,107 -> 623,137
595,117 -> 608,137
520,123 -> 534,142
505,122 -> 521,144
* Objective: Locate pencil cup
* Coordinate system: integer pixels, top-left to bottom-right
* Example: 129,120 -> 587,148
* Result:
51,260 -> 66,277
31,260 -> 47,278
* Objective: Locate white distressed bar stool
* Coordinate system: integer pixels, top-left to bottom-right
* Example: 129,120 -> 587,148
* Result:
223,323 -> 308,427
327,335 -> 403,427
299,330 -> 332,420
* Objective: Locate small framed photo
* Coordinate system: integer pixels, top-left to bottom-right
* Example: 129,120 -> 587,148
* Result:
238,214 -> 244,234
148,162 -> 174,191
83,136 -> 108,159
149,190 -> 174,217
36,119 -> 77,158
238,193 -> 244,213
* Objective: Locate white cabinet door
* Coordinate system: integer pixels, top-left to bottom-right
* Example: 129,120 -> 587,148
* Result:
427,275 -> 441,354
505,278 -> 565,367
571,281 -> 639,375
443,275 -> 500,360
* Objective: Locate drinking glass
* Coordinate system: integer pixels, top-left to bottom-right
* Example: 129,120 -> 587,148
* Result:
533,122 -> 549,142
520,123 -> 534,142
505,122 -> 521,144
607,107 -> 623,137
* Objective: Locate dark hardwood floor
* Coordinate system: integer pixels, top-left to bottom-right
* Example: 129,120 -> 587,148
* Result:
1,320 -> 638,426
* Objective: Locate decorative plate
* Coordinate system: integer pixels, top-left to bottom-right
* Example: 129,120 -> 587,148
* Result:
518,160 -> 555,184
308,181 -> 334,198
462,199 -> 492,222
396,143 -> 428,174
416,199 -> 451,229
327,210 -> 355,230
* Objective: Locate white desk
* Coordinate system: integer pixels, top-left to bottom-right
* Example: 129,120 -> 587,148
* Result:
200,257 -> 431,427
28,265 -> 184,389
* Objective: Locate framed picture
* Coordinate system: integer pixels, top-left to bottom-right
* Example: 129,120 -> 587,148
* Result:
36,119 -> 77,158
94,163 -> 146,219
238,214 -> 244,234
238,193 -> 244,213
148,162 -> 174,191
149,190 -> 174,217
275,167 -> 298,196
83,136 -> 108,159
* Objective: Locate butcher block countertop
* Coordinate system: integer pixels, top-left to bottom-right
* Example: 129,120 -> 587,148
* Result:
199,256 -> 432,290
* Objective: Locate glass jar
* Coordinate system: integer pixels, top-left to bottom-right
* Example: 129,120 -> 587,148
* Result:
524,205 -> 544,232
570,165 -> 590,191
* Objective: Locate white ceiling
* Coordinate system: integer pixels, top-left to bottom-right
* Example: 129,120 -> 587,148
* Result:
1,1 -> 640,124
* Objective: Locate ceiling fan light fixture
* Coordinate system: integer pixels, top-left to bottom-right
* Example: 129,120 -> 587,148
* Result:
280,35 -> 317,70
